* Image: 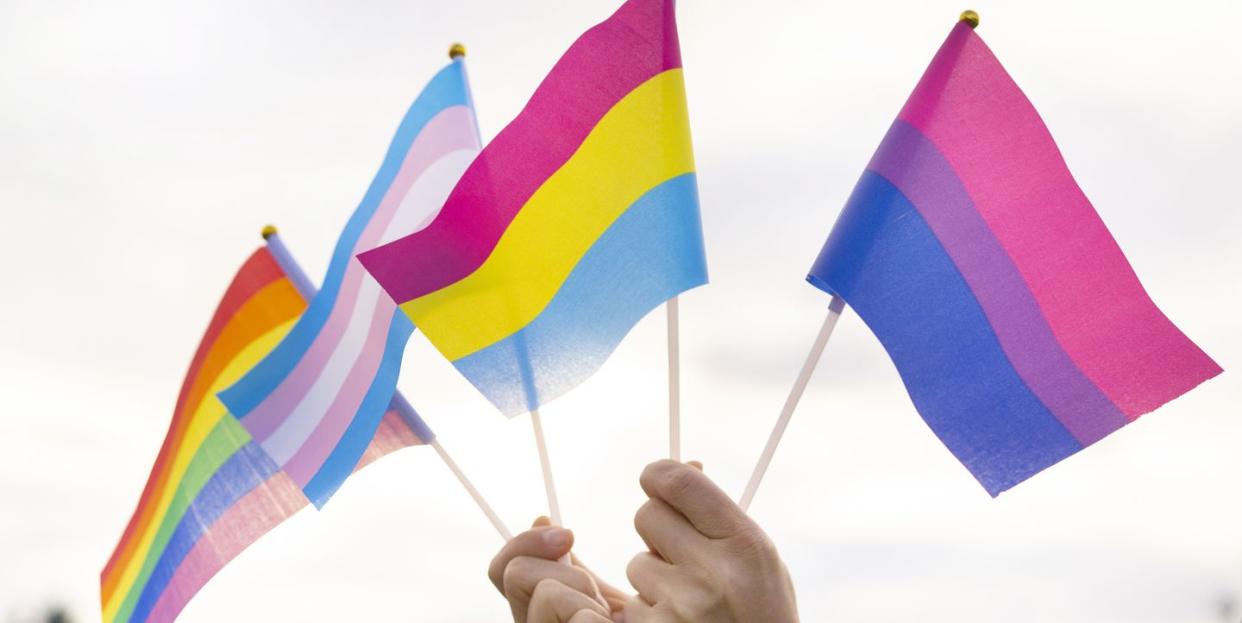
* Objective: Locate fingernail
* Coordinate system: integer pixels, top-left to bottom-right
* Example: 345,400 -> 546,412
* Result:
543,527 -> 571,548
611,612 -> 626,623
687,460 -> 703,471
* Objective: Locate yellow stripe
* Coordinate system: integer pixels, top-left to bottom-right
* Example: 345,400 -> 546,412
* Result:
102,318 -> 297,620
400,69 -> 695,360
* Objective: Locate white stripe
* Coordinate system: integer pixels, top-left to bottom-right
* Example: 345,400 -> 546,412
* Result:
378,149 -> 479,245
262,276 -> 384,464
260,148 -> 478,467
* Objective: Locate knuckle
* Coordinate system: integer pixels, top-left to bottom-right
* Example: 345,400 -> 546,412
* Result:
674,572 -> 727,620
633,500 -> 655,534
660,465 -> 699,499
640,459 -> 679,488
501,557 -> 532,596
569,565 -> 596,594
625,553 -> 646,583
530,577 -> 563,605
487,554 -> 505,589
727,524 -> 775,557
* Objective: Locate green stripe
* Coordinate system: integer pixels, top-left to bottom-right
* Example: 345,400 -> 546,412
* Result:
113,416 -> 252,622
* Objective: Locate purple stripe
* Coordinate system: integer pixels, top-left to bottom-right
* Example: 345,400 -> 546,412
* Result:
867,120 -> 1127,444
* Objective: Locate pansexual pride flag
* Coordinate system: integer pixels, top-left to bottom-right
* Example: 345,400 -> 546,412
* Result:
219,58 -> 481,506
808,20 -> 1221,496
359,0 -> 707,416
102,245 -> 432,623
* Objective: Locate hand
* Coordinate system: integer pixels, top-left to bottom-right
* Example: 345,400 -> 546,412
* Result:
624,460 -> 798,622
489,517 -> 629,623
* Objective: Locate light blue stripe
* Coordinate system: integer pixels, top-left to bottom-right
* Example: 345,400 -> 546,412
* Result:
220,62 -> 470,418
303,308 -> 415,507
263,234 -> 438,445
452,173 -> 708,416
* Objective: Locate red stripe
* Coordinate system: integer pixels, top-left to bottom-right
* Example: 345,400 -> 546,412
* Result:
101,248 -> 291,592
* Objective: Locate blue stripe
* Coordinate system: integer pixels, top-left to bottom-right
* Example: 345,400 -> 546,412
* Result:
303,309 -> 416,507
220,62 -> 469,418
452,173 -> 708,416
808,172 -> 1082,496
867,120 -> 1126,444
263,234 -> 439,446
128,439 -> 281,622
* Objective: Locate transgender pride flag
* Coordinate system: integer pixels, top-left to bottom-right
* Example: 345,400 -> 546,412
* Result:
219,58 -> 481,506
809,19 -> 1221,496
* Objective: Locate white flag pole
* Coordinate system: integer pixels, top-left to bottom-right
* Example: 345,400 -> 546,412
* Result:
262,225 -> 511,541
529,409 -> 561,525
431,438 -> 513,540
667,297 -> 682,461
738,295 -> 846,512
528,408 -> 570,563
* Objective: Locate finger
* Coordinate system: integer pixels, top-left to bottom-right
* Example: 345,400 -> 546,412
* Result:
623,595 -> 659,623
632,498 -> 705,564
489,524 -> 575,593
528,579 -> 610,623
566,611 -> 613,623
640,460 -> 747,539
569,553 -> 630,613
505,556 -> 606,622
625,552 -> 678,605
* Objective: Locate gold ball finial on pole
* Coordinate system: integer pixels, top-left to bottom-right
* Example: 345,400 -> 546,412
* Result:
261,224 -> 278,240
959,10 -> 980,29
448,42 -> 467,59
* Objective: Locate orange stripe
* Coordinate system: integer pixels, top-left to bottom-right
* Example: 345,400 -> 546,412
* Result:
101,278 -> 303,602
100,250 -> 285,582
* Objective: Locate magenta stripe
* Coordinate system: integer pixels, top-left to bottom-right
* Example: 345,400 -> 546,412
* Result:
241,105 -> 478,441
868,120 -> 1127,444
283,296 -> 397,485
358,0 -> 682,303
897,23 -> 1221,418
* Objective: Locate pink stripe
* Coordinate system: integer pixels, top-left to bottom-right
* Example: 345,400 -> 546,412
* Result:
283,296 -> 397,485
898,23 -> 1220,418
144,473 -> 306,623
358,0 -> 682,303
242,105 -> 479,441
142,421 -> 422,622
355,409 -> 426,471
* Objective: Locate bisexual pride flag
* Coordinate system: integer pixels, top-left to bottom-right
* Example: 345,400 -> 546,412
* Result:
359,0 -> 708,416
219,58 -> 481,506
808,19 -> 1221,496
102,245 -> 432,623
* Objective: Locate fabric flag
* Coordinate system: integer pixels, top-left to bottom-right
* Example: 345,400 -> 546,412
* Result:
101,247 -> 433,623
218,59 -> 481,506
358,0 -> 707,416
808,21 -> 1222,496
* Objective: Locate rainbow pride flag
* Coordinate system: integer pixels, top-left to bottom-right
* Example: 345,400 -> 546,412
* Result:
102,246 -> 432,623
219,58 -> 481,506
808,19 -> 1222,496
359,0 -> 707,416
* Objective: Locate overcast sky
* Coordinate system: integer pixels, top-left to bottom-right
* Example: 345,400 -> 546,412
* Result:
2,0 -> 1240,621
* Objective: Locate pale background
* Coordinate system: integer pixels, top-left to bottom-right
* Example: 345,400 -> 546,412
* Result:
1,0 -> 1239,621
